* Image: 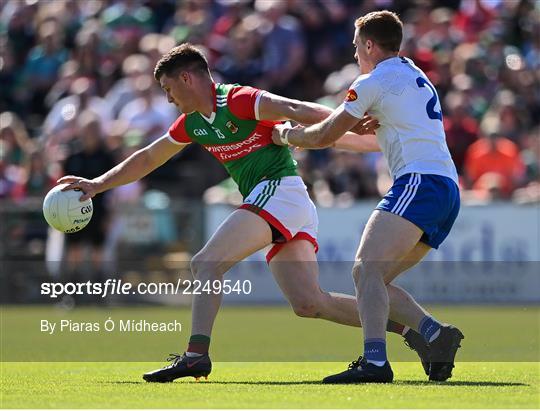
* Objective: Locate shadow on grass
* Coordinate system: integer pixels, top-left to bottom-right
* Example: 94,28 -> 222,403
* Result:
103,380 -> 528,387
396,380 -> 529,387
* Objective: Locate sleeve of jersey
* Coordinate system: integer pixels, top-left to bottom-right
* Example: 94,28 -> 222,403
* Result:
342,76 -> 379,119
227,86 -> 265,121
167,114 -> 191,144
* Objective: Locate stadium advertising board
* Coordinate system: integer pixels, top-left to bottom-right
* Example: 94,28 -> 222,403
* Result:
206,203 -> 540,304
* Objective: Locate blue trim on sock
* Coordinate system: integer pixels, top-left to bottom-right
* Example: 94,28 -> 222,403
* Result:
419,316 -> 442,342
364,338 -> 387,363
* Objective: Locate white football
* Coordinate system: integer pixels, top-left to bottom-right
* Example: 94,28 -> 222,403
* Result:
43,184 -> 93,233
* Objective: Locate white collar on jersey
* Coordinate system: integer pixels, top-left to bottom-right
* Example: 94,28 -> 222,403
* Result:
200,111 -> 216,123
374,55 -> 401,69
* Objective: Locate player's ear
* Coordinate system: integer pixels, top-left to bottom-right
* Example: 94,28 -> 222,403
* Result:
366,39 -> 373,52
180,71 -> 190,84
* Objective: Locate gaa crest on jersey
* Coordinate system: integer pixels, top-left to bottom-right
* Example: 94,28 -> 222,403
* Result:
226,120 -> 239,134
194,128 -> 209,136
345,89 -> 358,102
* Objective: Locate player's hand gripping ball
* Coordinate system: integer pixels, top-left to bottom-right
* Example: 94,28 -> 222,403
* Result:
43,184 -> 93,233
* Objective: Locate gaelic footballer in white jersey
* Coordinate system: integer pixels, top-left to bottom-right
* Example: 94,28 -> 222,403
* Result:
272,10 -> 464,385
343,55 -> 458,185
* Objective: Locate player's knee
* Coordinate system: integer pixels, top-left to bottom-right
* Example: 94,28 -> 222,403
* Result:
190,252 -> 224,279
290,295 -> 322,318
351,261 -> 364,285
352,261 -> 374,292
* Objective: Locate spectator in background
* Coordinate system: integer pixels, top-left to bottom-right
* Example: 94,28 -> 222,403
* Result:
105,53 -> 152,117
443,92 -> 478,174
252,0 -> 306,96
164,0 -> 214,45
0,111 -> 35,167
323,151 -> 377,203
22,20 -> 68,116
207,0 -> 250,61
43,77 -> 113,147
0,36 -> 21,114
101,0 -> 155,54
419,8 -> 462,54
2,1 -> 36,67
214,21 -> 263,85
0,111 -> 36,200
464,121 -> 526,200
118,74 -> 175,140
288,0 -> 350,78
138,32 -> 176,68
11,149 -> 56,200
62,110 -> 115,282
44,59 -> 80,110
454,0 -> 495,42
72,19 -> 106,81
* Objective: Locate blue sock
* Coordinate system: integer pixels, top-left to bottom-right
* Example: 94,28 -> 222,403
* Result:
364,338 -> 387,365
419,316 -> 442,343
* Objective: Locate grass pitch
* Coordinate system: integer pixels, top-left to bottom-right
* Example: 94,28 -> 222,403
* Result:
1,362 -> 538,408
1,305 -> 539,408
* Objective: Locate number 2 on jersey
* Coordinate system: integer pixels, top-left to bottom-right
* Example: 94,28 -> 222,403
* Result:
416,77 -> 442,121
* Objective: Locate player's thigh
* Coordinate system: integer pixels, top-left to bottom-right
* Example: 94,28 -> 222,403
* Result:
269,239 -> 320,301
384,241 -> 431,284
355,210 -> 424,274
194,209 -> 272,271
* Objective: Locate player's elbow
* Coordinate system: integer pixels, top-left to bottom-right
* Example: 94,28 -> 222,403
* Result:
285,100 -> 305,121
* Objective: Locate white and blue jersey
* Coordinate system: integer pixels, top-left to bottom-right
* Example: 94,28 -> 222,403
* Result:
343,56 -> 460,248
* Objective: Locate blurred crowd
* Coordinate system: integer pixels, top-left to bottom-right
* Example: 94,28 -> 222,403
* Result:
1,0 -> 539,210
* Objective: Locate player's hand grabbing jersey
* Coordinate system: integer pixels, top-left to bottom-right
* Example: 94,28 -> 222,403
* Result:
166,83 -> 297,198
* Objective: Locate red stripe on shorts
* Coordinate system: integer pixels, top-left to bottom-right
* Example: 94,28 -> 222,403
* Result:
266,231 -> 319,263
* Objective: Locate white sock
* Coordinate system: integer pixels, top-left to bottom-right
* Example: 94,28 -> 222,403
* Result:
185,351 -> 203,357
366,359 -> 386,367
401,326 -> 410,336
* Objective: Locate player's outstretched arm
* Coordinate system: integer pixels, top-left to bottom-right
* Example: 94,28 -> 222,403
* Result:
58,136 -> 188,201
257,92 -> 334,125
272,105 -> 361,149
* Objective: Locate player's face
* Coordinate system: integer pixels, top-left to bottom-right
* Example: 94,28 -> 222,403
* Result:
160,73 -> 194,113
353,28 -> 372,74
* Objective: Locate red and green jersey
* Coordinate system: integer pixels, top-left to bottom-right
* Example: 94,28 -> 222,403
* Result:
166,83 -> 297,198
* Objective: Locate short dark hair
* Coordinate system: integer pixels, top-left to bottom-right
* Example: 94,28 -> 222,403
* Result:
154,43 -> 210,81
355,11 -> 403,52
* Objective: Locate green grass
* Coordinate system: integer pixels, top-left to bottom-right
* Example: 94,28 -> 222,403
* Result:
1,362 -> 538,408
2,305 -> 539,361
1,305 -> 539,408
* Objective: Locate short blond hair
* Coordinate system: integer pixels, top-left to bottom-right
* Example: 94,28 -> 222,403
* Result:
355,11 -> 403,52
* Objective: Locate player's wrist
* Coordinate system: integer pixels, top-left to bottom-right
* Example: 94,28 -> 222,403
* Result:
92,179 -> 107,194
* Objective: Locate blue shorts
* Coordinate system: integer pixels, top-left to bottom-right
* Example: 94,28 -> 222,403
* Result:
376,173 -> 460,249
